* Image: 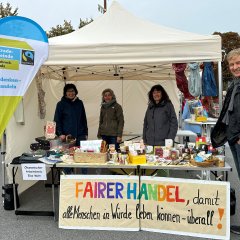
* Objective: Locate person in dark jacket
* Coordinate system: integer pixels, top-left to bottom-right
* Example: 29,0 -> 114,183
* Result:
97,88 -> 124,150
143,84 -> 178,146
211,48 -> 240,235
54,83 -> 88,146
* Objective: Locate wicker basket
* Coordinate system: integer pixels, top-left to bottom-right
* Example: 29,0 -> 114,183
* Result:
190,159 -> 216,167
74,152 -> 107,164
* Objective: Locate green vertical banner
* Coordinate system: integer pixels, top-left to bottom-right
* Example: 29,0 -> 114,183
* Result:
0,16 -> 48,137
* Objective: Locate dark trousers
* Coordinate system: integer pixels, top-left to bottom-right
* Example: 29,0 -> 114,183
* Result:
101,135 -> 119,151
229,142 -> 240,179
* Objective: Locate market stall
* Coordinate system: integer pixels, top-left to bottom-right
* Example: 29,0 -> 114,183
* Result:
4,1 -> 222,194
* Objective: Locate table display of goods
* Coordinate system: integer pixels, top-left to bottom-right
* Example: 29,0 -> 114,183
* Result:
27,128 -> 226,169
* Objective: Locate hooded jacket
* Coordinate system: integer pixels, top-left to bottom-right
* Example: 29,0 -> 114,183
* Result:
143,100 -> 178,146
54,97 -> 88,138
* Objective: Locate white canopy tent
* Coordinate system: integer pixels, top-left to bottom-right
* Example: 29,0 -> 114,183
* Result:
4,1 -> 222,193
42,1 -> 221,81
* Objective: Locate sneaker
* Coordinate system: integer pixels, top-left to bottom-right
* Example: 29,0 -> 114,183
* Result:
230,225 -> 240,235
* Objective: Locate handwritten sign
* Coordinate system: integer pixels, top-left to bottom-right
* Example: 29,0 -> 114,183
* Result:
140,176 -> 230,239
21,163 -> 47,180
59,175 -> 230,239
59,175 -> 139,230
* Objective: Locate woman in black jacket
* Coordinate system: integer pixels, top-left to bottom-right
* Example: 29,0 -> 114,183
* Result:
143,84 -> 178,146
54,83 -> 88,146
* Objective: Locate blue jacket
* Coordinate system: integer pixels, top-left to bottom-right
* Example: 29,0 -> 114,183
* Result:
54,97 -> 88,139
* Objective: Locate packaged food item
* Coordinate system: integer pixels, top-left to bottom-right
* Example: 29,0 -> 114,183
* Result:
100,140 -> 108,153
215,155 -> 225,167
45,121 -> 56,139
109,151 -> 118,163
163,148 -> 171,159
154,146 -> 163,157
165,139 -> 173,148
109,144 -> 116,153
170,149 -> 178,160
146,145 -> 154,154
196,137 -> 206,148
119,152 -> 128,164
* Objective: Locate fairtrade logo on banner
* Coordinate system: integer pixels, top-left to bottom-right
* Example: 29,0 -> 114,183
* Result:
21,49 -> 34,65
0,38 -> 35,70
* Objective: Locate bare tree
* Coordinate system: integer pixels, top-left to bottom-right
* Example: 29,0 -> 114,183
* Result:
0,2 -> 18,18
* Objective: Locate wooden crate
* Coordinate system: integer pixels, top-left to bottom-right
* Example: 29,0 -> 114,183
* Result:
74,152 -> 107,164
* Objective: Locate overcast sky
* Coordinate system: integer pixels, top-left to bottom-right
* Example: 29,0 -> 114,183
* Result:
2,0 -> 240,35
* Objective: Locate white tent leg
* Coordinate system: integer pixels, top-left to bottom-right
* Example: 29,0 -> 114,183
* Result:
218,61 -> 223,110
1,132 -> 6,202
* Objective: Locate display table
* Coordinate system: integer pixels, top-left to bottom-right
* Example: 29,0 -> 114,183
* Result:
10,159 -> 231,221
184,117 -> 217,139
56,161 -> 232,181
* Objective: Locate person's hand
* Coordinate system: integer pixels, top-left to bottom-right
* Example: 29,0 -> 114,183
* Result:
59,135 -> 66,141
237,138 -> 240,145
117,137 -> 122,143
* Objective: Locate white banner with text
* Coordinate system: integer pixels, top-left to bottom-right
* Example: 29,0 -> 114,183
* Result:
59,175 -> 229,239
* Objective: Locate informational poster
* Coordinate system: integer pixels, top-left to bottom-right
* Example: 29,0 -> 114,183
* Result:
140,176 -> 230,240
0,16 -> 48,137
59,175 -> 230,239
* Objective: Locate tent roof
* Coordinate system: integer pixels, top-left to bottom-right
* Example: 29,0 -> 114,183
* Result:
42,1 -> 221,81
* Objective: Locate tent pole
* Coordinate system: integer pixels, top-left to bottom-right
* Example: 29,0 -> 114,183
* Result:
121,78 -> 124,111
104,0 -> 107,12
1,131 -> 6,203
218,61 -> 223,111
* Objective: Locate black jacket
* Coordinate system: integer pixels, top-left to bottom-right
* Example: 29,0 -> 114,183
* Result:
54,97 -> 88,139
211,82 -> 240,147
143,100 -> 178,146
